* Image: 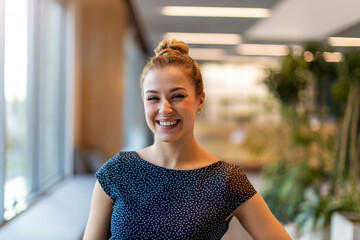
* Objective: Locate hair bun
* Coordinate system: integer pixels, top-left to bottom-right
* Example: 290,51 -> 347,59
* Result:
154,39 -> 189,57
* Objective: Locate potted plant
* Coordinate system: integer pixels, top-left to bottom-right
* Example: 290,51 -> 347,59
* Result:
328,49 -> 360,240
261,43 -> 360,239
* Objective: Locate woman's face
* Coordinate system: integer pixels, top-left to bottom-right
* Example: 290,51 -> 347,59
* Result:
142,66 -> 204,143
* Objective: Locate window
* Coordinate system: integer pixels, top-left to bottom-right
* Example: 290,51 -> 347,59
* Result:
39,0 -> 66,186
0,0 -> 71,223
3,0 -> 29,221
0,0 -> 6,224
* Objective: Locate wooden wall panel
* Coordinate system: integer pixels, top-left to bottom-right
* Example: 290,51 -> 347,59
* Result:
74,0 -> 128,167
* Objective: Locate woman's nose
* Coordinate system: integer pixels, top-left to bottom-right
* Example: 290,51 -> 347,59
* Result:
159,99 -> 172,114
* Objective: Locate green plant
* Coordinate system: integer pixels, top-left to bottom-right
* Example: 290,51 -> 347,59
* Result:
261,114 -> 334,225
262,44 -> 360,234
303,42 -> 337,117
262,159 -> 328,224
331,50 -> 360,196
264,54 -> 308,107
295,188 -> 342,232
295,187 -> 360,233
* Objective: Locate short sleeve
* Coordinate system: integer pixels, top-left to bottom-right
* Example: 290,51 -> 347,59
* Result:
95,153 -> 120,202
226,165 -> 257,214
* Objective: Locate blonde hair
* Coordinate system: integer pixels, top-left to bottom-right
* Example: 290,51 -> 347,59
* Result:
140,39 -> 203,96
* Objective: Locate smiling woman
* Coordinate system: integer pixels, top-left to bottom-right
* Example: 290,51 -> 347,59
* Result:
83,39 -> 291,240
142,66 -> 203,143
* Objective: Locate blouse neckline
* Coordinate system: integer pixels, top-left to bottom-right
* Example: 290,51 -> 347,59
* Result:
132,151 -> 223,172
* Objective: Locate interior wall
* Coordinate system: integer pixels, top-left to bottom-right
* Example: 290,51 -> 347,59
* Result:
74,0 -> 129,170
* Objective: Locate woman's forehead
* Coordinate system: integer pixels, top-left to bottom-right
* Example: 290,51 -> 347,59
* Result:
143,67 -> 193,90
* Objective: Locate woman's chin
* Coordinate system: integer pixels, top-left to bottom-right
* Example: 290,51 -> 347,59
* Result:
155,133 -> 182,143
156,137 -> 180,143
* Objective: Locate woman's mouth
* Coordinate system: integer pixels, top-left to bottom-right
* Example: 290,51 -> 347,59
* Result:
156,120 -> 180,128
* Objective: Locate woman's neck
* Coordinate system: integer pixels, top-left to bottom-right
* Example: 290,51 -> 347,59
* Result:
149,136 -> 202,169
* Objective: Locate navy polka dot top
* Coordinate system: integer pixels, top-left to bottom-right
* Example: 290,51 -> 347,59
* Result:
96,151 -> 257,240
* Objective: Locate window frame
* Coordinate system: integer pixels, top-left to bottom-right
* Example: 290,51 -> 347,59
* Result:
27,0 -> 41,198
28,0 -> 69,195
37,0 -> 67,189
0,0 -> 6,225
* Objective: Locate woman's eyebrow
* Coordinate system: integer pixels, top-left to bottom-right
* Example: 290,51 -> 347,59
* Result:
145,88 -> 187,94
145,90 -> 158,94
170,87 -> 187,93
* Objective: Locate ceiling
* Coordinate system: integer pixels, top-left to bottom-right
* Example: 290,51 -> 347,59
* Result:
131,0 -> 360,60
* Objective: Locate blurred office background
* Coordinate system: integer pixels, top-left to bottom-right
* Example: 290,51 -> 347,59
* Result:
0,0 -> 359,239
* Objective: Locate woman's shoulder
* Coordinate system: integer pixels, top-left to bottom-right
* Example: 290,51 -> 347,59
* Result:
98,151 -> 137,171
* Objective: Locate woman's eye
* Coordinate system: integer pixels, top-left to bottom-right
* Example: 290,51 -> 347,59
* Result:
172,94 -> 185,99
147,96 -> 159,101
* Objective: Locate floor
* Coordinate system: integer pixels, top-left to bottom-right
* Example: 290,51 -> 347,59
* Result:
0,175 -> 95,240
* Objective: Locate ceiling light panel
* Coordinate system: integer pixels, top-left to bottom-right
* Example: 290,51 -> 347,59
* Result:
161,6 -> 271,18
163,32 -> 242,45
328,37 -> 360,46
189,48 -> 226,60
237,44 -> 289,56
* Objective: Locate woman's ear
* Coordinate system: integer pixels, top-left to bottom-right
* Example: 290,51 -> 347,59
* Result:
197,92 -> 205,112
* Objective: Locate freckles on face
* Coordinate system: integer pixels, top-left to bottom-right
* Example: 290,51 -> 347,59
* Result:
142,66 -> 203,141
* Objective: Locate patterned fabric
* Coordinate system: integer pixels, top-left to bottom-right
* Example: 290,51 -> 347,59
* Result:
96,151 -> 257,240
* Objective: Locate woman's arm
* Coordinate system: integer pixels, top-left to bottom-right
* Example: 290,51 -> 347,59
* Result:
83,180 -> 113,240
233,193 -> 292,240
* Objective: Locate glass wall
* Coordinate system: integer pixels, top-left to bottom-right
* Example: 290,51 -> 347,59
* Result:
0,0 -> 70,222
3,0 -> 30,220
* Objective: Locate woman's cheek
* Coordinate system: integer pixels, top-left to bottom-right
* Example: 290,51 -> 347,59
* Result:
144,106 -> 154,127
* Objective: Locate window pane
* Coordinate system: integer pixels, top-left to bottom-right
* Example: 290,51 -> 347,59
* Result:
4,0 -> 29,220
41,0 -> 64,182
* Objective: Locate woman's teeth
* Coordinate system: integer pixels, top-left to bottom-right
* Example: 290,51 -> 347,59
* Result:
159,120 -> 178,126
